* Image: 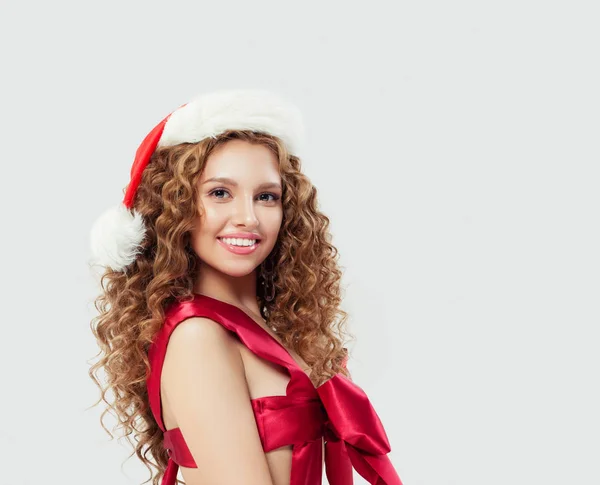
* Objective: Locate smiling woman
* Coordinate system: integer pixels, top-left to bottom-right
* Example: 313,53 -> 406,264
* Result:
191,139 -> 283,281
88,89 -> 403,485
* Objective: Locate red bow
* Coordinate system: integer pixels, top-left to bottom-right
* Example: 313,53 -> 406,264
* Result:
317,374 -> 403,485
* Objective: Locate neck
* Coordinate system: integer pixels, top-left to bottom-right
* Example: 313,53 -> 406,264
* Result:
193,261 -> 262,318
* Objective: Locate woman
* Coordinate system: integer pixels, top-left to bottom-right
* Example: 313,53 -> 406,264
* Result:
88,89 -> 403,485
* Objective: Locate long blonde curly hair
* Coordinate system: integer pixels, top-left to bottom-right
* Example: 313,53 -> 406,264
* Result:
88,129 -> 355,485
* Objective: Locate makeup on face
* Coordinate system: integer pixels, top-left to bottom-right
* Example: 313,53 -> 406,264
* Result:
216,235 -> 261,255
204,179 -> 280,257
194,140 -> 283,270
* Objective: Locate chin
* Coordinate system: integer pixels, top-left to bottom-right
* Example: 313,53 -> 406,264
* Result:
218,263 -> 259,278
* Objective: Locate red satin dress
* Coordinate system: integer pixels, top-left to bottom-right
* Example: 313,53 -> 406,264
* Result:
146,293 -> 403,485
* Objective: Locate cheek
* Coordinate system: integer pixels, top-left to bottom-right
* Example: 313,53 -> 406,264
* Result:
191,212 -> 218,250
266,207 -> 284,228
198,204 -> 225,229
190,228 -> 219,263
263,213 -> 283,241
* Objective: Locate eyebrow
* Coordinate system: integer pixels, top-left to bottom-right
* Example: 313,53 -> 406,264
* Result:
202,176 -> 282,191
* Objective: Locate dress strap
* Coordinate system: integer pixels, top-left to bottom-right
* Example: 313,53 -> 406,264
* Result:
147,293 -> 316,431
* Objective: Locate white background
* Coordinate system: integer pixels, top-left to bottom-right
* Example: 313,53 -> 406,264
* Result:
1,1 -> 598,484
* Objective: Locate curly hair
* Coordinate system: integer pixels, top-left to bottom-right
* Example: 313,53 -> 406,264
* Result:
87,129 -> 356,485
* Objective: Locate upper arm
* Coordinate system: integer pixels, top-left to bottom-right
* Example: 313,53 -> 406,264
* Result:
162,317 -> 274,485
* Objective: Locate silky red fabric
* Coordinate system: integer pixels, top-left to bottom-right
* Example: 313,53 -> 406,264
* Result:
146,294 -> 403,485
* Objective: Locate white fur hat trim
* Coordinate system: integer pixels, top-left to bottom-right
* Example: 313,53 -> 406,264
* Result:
89,204 -> 146,272
157,89 -> 305,155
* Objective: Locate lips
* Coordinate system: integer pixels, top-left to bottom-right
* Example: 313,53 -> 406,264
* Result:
216,237 -> 261,255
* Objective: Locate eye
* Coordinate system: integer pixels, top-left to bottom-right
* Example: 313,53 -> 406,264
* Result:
259,192 -> 281,202
209,188 -> 231,199
209,188 -> 280,202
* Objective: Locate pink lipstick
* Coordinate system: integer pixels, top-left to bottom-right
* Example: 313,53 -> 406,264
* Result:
217,237 -> 261,255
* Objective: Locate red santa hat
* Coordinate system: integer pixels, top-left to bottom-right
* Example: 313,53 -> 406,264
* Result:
89,89 -> 304,272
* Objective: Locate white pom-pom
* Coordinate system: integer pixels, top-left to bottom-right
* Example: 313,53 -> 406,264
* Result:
89,204 -> 146,272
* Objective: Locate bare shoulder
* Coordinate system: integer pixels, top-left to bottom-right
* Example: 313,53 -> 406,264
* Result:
161,316 -> 274,483
169,316 -> 238,344
163,316 -> 244,390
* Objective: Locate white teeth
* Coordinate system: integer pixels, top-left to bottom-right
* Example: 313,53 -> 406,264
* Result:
220,237 -> 257,247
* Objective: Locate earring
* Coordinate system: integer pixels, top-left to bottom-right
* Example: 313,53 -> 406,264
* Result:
260,257 -> 276,302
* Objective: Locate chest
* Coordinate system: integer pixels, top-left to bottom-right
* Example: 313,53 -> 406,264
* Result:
260,324 -> 312,376
235,327 -> 311,402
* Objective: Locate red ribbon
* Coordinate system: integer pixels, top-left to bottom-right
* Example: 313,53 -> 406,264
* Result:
317,374 -> 403,485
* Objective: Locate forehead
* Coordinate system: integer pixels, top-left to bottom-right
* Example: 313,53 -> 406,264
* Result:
200,140 -> 280,183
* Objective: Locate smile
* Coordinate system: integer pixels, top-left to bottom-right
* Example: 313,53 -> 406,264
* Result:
217,237 -> 261,255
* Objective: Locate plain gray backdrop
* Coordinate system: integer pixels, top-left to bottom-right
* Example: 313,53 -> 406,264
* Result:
1,1 -> 598,484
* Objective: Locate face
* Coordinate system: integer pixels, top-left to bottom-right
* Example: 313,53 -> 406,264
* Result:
192,139 -> 283,278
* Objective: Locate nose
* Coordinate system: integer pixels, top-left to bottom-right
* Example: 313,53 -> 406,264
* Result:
232,195 -> 259,228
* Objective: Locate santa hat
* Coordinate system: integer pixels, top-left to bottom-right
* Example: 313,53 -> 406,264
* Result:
89,89 -> 305,272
